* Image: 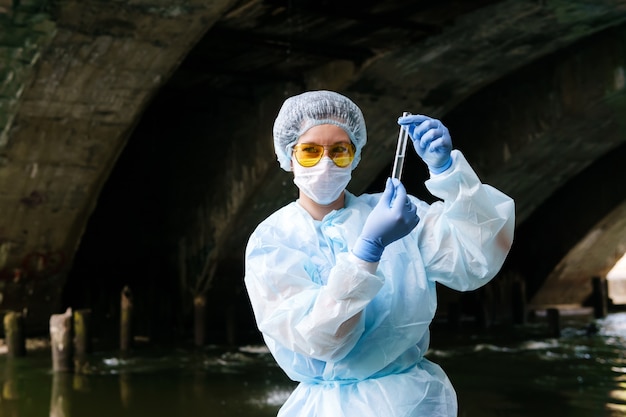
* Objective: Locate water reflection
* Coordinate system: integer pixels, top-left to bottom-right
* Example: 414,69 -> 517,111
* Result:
3,358 -> 18,401
2,359 -> 19,417
451,312 -> 626,416
50,373 -> 70,417
0,345 -> 297,417
2,313 -> 626,416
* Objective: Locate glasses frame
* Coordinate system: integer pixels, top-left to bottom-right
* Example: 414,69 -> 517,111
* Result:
292,142 -> 356,168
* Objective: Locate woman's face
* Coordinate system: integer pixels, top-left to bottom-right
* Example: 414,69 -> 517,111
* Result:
291,124 -> 354,214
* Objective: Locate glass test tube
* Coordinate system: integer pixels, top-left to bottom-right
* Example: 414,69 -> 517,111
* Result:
391,111 -> 411,180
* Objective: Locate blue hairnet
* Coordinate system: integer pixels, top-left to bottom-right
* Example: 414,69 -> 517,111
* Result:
273,90 -> 367,171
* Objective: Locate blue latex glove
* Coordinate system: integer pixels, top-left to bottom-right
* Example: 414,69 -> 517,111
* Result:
352,178 -> 420,263
398,114 -> 453,174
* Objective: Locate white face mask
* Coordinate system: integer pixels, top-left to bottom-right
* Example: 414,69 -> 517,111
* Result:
292,157 -> 352,205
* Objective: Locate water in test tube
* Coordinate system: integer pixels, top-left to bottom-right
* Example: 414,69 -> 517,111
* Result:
391,111 -> 411,180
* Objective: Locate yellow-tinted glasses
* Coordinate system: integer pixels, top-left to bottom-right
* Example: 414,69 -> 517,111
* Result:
293,142 -> 356,168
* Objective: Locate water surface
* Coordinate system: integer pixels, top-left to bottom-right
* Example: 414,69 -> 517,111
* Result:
2,312 -> 626,416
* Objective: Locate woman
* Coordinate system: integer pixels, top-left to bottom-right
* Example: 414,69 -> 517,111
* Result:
244,90 -> 515,416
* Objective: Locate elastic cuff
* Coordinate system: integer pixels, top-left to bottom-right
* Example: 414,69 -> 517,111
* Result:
352,237 -> 384,263
429,156 -> 453,175
348,252 -> 379,274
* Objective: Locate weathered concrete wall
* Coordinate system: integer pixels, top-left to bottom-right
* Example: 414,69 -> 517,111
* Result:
442,24 -> 626,313
445,24 -> 626,218
0,0 -> 237,332
0,0 -> 58,328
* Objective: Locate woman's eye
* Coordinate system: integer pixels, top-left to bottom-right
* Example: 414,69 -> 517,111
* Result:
302,146 -> 320,154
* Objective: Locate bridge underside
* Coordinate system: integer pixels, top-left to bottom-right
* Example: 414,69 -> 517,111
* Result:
0,0 -> 625,341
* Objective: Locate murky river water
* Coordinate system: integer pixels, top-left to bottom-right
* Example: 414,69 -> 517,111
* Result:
2,311 -> 626,417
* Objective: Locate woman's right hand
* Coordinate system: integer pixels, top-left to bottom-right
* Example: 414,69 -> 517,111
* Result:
352,178 -> 420,262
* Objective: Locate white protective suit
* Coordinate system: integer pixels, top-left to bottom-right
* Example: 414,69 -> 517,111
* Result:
244,150 -> 515,417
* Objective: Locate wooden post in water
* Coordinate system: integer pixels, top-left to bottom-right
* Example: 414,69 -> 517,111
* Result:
194,294 -> 207,347
120,286 -> 133,351
511,280 -> 527,325
50,308 -> 74,372
73,309 -> 92,372
3,311 -> 26,357
591,276 -> 607,319
547,308 -> 561,338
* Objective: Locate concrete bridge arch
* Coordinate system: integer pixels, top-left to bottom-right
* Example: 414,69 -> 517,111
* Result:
0,0 -> 625,342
